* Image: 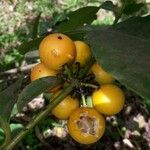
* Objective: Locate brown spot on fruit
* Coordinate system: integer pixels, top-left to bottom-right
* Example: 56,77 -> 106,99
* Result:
58,36 -> 62,40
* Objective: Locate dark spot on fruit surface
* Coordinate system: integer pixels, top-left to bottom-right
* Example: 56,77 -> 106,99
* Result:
58,36 -> 62,40
39,70 -> 41,72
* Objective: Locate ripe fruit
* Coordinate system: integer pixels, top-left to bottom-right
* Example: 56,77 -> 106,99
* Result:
92,84 -> 125,115
30,63 -> 57,81
91,63 -> 114,84
74,41 -> 91,66
68,107 -> 105,144
39,33 -> 76,70
52,93 -> 79,120
30,63 -> 60,92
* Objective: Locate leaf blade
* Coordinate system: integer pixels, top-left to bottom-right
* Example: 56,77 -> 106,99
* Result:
111,15 -> 150,40
32,13 -> 41,39
86,29 -> 150,101
56,6 -> 100,33
17,76 -> 62,111
0,76 -> 23,122
18,37 -> 43,55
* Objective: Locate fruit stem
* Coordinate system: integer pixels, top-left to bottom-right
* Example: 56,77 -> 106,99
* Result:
64,64 -> 72,79
3,85 -> 73,150
80,82 -> 99,89
78,57 -> 95,78
81,94 -> 87,107
116,126 -> 124,138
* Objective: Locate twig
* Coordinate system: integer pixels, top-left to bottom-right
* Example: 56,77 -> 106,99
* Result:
0,63 -> 38,76
80,82 -> 99,89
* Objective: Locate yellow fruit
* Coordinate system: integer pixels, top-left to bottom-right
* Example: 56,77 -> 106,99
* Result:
91,63 -> 115,84
30,63 -> 57,81
92,84 -> 125,115
68,107 -> 105,144
74,41 -> 91,66
30,63 -> 60,93
39,33 -> 76,70
52,93 -> 79,120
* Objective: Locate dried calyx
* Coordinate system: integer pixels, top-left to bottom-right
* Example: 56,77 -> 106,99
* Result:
76,112 -> 98,136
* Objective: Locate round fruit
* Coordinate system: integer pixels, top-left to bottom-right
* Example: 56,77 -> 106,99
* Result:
91,63 -> 114,84
92,84 -> 125,115
39,33 -> 76,70
30,63 -> 60,93
68,107 -> 105,144
74,41 -> 91,66
30,63 -> 57,81
52,93 -> 79,120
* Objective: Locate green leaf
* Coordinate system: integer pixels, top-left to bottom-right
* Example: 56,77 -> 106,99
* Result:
18,37 -> 43,55
32,13 -> 41,39
0,76 -> 23,122
9,124 -> 24,138
52,12 -> 68,27
64,26 -> 92,41
25,50 -> 39,60
64,25 -> 107,41
17,76 -> 62,112
0,117 -> 11,149
0,129 -> 4,145
122,3 -> 145,15
111,15 -> 150,40
10,104 -> 18,118
0,123 -> 23,146
56,6 -> 100,33
86,29 -> 150,101
100,0 -> 115,11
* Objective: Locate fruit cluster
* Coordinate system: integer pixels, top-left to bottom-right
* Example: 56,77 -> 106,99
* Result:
30,33 -> 125,144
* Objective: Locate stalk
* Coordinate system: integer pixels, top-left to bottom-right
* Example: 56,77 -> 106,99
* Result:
0,117 -> 11,149
78,57 -> 95,78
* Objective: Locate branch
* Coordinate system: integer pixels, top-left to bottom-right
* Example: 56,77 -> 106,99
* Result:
0,63 -> 38,76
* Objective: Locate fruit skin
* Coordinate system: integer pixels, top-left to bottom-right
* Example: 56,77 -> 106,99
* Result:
92,84 -> 125,115
30,63 -> 57,81
68,107 -> 105,144
30,63 -> 60,92
91,63 -> 114,84
39,33 -> 76,70
52,93 -> 79,120
74,41 -> 91,67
